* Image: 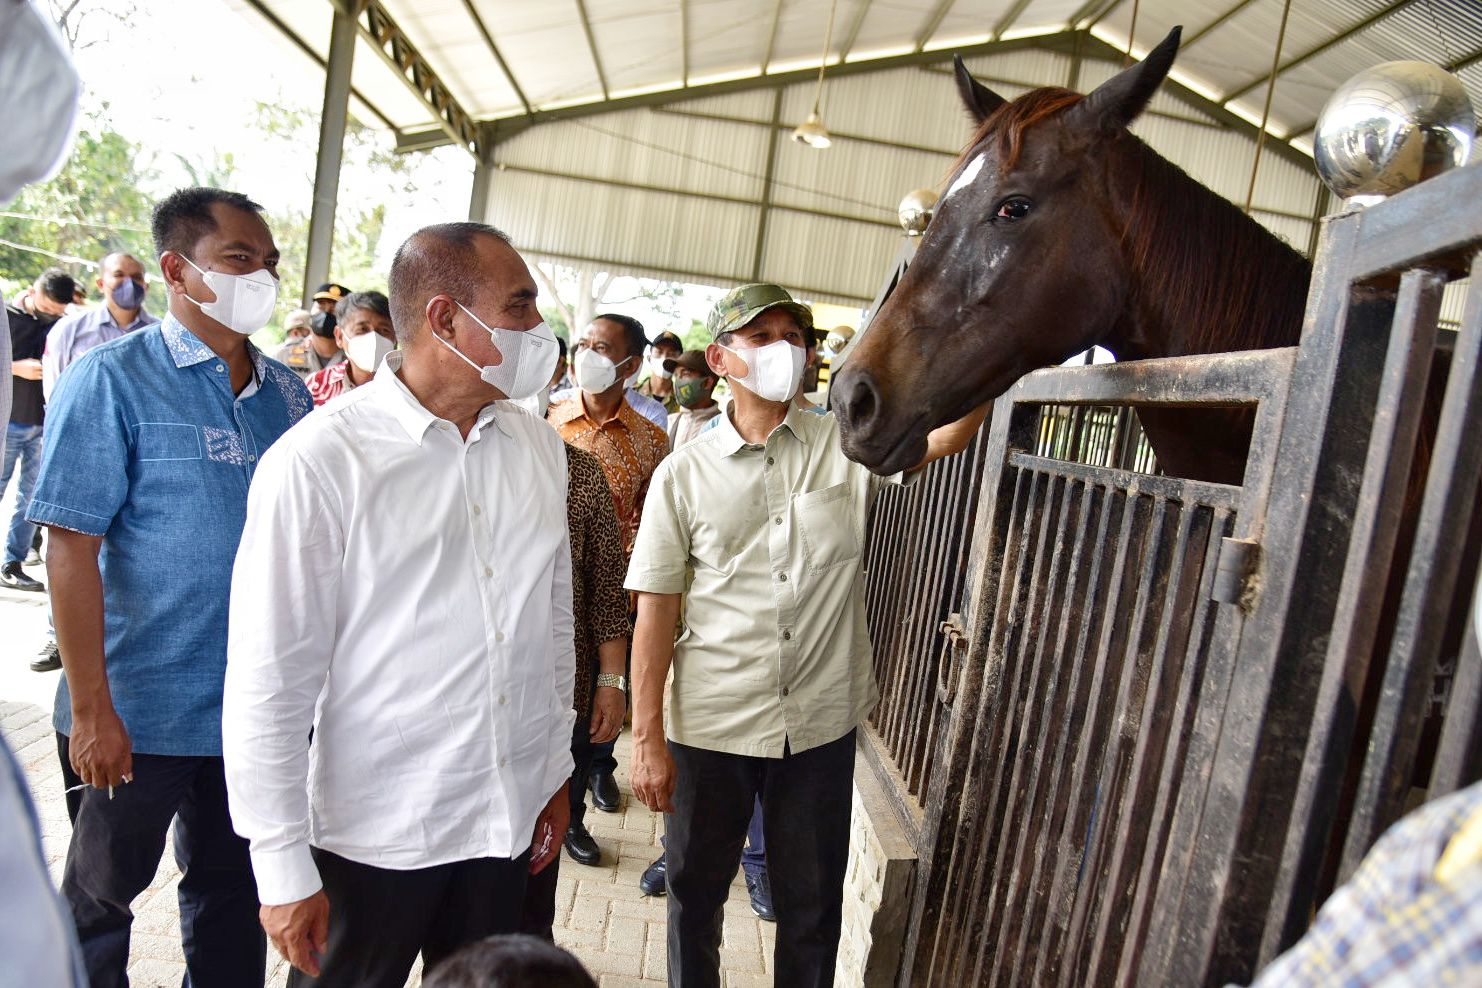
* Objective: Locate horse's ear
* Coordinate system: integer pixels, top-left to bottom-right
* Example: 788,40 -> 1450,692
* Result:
955,54 -> 1007,124
1068,26 -> 1181,136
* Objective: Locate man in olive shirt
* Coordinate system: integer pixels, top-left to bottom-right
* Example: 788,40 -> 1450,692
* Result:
625,284 -> 989,987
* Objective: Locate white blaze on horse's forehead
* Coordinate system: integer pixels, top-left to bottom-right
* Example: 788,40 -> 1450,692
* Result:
945,153 -> 987,201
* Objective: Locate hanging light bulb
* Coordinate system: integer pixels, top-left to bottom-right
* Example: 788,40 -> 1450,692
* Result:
792,0 -> 839,150
792,111 -> 832,148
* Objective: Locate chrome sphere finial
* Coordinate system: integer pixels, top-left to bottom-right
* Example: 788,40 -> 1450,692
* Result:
1313,60 -> 1474,207
898,188 -> 939,236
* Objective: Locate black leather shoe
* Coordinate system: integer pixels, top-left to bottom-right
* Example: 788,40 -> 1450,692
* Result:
639,853 -> 667,896
563,823 -> 601,866
0,562 -> 44,592
745,869 -> 776,922
589,771 -> 620,812
30,641 -> 61,673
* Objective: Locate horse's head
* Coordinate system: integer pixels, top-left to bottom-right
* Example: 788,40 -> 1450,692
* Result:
835,28 -> 1182,475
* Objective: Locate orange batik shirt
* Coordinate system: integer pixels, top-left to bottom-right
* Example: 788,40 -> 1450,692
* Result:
548,393 -> 669,557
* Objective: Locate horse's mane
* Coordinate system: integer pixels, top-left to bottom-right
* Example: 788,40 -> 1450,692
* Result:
957,85 -> 1313,356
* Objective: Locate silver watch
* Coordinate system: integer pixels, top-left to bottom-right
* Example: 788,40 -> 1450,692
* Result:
596,673 -> 628,693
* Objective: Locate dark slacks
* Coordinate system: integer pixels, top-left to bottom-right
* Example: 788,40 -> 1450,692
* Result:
665,730 -> 856,988
292,846 -> 530,988
568,706 -> 600,829
56,733 -> 266,988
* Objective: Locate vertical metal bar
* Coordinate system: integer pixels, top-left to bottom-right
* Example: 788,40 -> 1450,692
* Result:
1258,267 -> 1445,961
468,134 -> 494,221
1429,568 -> 1482,797
303,3 -> 356,307
1338,265 -> 1482,880
750,87 -> 784,281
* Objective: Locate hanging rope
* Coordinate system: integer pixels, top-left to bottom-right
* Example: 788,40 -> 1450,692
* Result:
1124,0 -> 1141,66
1243,0 -> 1293,215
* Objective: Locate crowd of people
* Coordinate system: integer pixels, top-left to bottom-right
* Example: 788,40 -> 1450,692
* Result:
0,183 -> 988,988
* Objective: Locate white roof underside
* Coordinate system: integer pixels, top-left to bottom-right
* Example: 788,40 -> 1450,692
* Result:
227,1 -> 1482,306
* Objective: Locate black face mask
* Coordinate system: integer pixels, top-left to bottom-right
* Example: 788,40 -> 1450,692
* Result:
310,310 -> 337,338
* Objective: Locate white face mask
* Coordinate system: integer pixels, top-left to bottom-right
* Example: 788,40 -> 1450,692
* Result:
648,353 -> 673,380
0,2 -> 81,205
437,303 -> 559,400
721,338 -> 807,403
345,331 -> 393,373
573,348 -> 635,395
180,255 -> 279,336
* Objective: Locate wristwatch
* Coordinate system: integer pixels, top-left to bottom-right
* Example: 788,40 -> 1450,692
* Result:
596,673 -> 628,693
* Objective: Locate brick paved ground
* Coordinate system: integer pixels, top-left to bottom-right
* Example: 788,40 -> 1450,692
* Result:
0,507 -> 776,988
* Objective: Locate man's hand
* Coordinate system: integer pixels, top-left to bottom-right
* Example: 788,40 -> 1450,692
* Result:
630,737 -> 677,814
261,891 -> 330,977
69,707 -> 133,789
12,358 -> 42,381
529,781 -> 571,875
589,686 -> 626,744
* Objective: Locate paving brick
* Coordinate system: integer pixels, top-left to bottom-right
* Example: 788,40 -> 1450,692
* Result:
604,914 -> 648,955
597,975 -> 665,988
573,945 -> 644,977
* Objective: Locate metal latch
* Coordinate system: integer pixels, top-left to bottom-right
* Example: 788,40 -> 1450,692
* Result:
937,612 -> 969,705
1211,537 -> 1260,611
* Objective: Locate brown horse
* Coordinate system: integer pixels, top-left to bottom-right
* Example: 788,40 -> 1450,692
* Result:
832,27 -> 1314,484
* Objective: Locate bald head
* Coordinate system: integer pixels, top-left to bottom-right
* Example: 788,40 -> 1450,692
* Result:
388,222 -> 514,345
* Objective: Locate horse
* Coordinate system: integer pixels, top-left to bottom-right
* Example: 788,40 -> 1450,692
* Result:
831,26 -> 1315,486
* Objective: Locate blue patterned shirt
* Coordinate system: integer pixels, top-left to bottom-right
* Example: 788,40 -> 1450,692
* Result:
1243,781 -> 1482,987
27,314 -> 311,756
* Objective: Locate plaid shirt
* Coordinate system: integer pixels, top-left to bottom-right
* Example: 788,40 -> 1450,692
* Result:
1244,781 -> 1482,987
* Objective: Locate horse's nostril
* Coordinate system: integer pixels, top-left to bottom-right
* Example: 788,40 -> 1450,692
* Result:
844,373 -> 879,428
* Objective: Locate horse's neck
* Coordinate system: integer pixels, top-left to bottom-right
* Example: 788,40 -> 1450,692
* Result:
1101,140 -> 1313,362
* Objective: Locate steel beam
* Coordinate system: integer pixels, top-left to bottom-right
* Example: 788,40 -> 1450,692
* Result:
839,0 -> 875,59
1221,0 -> 1418,104
469,125 -> 495,221
761,0 -> 785,73
237,0 -> 396,131
1084,0 -> 1130,31
915,0 -> 959,52
354,0 -> 478,151
1182,0 -> 1263,49
526,247 -> 871,305
304,2 -> 355,308
751,88 -> 785,280
1067,0 -> 1113,29
679,0 -> 690,85
653,105 -> 959,157
458,0 -> 532,116
993,0 -> 1037,40
573,0 -> 610,100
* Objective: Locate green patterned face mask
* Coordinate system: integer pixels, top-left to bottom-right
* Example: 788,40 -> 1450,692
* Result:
675,375 -> 711,408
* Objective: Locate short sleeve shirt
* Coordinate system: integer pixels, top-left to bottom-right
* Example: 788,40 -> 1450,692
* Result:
624,406 -> 911,757
26,314 -> 311,755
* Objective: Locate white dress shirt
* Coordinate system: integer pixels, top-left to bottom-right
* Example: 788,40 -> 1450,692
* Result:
223,354 -> 576,906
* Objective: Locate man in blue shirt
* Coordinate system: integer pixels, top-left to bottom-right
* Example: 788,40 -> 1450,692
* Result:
26,187 -> 311,986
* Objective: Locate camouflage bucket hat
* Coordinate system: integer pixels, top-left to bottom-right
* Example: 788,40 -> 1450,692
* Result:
706,283 -> 814,340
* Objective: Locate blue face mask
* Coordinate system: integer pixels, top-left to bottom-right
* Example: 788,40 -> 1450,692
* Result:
111,278 -> 146,310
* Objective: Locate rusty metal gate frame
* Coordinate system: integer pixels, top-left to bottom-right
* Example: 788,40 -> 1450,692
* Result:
860,162 -> 1482,986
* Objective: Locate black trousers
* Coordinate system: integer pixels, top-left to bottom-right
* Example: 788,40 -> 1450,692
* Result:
56,733 -> 266,988
291,846 -> 530,988
568,705 -> 600,829
665,730 -> 856,988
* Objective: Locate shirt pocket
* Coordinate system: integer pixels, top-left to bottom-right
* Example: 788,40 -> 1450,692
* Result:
794,481 -> 860,572
135,422 -> 202,462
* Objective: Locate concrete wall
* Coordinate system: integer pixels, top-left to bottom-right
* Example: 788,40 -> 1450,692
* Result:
836,750 -> 918,987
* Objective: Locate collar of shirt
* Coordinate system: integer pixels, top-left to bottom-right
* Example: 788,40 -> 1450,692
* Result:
160,313 -> 268,381
550,390 -> 639,432
711,402 -> 814,457
371,351 -> 510,444
77,303 -> 154,334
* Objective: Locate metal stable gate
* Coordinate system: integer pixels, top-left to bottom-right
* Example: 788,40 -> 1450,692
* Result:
858,160 -> 1482,987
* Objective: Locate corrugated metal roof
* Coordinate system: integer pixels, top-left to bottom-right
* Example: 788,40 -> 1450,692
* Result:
227,0 -> 1480,301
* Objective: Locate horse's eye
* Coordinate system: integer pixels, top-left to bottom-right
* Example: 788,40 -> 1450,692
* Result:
996,197 -> 1032,221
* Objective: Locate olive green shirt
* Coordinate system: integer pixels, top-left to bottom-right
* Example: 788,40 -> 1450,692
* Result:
625,405 -> 910,757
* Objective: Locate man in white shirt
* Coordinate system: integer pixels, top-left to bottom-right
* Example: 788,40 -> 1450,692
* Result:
223,222 -> 574,987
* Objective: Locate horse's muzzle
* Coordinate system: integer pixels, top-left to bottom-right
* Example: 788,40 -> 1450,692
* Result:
834,365 -> 928,475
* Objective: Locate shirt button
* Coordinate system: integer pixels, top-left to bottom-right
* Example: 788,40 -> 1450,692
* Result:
781,687 -> 790,697
774,517 -> 782,526
247,454 -> 256,463
473,505 -> 482,516
484,566 -> 493,577
498,756 -> 507,768
778,573 -> 788,582
782,630 -> 792,641
495,631 -> 505,643
214,364 -> 225,373
498,694 -> 508,706
767,456 -> 775,466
